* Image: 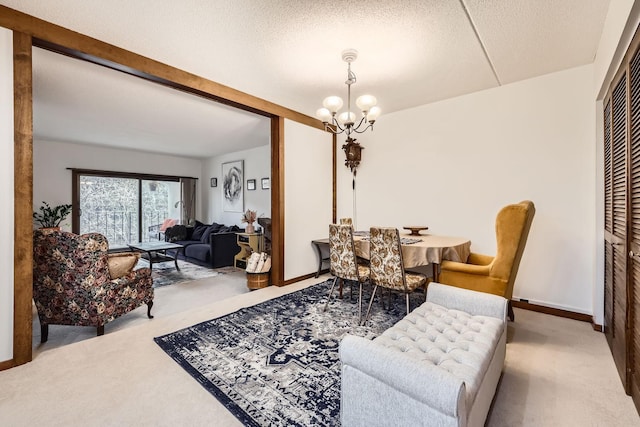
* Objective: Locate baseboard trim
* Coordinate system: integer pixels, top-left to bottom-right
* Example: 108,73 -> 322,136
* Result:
280,272 -> 320,286
0,358 -> 15,371
511,300 -> 602,331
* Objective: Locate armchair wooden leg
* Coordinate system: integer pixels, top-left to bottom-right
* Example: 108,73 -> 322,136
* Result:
508,300 -> 515,322
147,301 -> 154,319
97,325 -> 105,336
40,323 -> 48,343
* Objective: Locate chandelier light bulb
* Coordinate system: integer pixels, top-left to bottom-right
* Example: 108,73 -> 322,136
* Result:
338,111 -> 356,125
316,108 -> 332,123
367,106 -> 381,122
322,96 -> 344,113
356,94 -> 377,112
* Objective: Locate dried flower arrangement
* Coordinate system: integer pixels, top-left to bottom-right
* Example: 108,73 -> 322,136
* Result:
241,209 -> 257,224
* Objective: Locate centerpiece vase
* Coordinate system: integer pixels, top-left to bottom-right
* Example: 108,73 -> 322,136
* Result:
246,223 -> 255,233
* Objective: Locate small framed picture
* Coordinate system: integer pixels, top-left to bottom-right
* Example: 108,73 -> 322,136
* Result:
247,179 -> 256,190
261,177 -> 270,189
210,177 -> 217,187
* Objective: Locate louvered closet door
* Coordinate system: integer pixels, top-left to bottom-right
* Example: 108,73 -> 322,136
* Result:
630,49 -> 640,405
605,72 -> 629,391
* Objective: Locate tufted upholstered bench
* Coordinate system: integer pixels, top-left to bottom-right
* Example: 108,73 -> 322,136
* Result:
340,282 -> 507,427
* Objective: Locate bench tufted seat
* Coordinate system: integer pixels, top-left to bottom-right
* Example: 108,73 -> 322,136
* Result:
374,301 -> 504,410
340,283 -> 508,427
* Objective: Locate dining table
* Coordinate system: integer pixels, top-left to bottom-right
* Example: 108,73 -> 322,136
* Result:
362,233 -> 470,281
312,232 -> 471,281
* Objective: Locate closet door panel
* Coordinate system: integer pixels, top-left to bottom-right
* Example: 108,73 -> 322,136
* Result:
629,48 -> 640,405
607,73 -> 628,390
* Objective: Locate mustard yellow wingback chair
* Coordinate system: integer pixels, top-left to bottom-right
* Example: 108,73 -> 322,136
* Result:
438,200 -> 535,321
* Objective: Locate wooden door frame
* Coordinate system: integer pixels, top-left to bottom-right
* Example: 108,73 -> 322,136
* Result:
1,5 -> 334,367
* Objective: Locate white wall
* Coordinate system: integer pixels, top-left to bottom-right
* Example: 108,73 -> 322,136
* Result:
0,28 -> 14,362
33,140 -> 204,230
338,64 -> 596,315
202,144 -> 271,227
284,120 -> 333,281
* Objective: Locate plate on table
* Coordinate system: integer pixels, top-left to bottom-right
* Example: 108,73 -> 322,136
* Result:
403,226 -> 428,236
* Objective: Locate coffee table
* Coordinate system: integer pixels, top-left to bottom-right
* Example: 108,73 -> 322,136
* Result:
128,241 -> 184,271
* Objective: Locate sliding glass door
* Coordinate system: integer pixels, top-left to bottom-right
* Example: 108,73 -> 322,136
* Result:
141,179 -> 182,242
76,172 -> 183,246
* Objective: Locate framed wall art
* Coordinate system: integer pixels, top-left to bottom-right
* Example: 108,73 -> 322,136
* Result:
261,177 -> 270,190
210,177 -> 217,187
247,179 -> 256,190
222,160 -> 244,212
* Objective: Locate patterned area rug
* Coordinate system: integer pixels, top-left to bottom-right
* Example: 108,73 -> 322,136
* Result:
154,280 -> 424,426
137,260 -> 225,288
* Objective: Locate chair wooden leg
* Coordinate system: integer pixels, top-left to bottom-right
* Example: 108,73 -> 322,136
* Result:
323,277 -> 339,312
97,325 -> 105,336
508,300 -> 515,322
358,282 -> 363,325
147,301 -> 154,319
406,293 -> 410,315
40,323 -> 48,343
363,285 -> 379,326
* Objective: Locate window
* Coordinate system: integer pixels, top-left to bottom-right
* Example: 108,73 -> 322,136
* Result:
72,170 -> 186,246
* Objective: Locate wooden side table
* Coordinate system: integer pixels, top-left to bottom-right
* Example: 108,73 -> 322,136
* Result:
311,238 -> 330,278
234,232 -> 263,269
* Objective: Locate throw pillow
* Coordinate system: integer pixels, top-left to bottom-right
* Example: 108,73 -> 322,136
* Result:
200,225 -> 214,243
201,223 -> 225,242
159,218 -> 177,232
191,224 -> 209,241
166,225 -> 188,242
107,252 -> 140,279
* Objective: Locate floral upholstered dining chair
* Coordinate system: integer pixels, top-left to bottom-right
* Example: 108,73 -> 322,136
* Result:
324,224 -> 370,324
363,227 -> 428,325
32,229 -> 154,342
339,217 -> 353,227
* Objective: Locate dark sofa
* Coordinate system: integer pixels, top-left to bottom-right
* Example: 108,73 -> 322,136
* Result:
165,222 -> 242,268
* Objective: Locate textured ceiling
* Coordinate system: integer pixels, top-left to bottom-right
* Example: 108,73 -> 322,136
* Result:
1,0 -> 611,158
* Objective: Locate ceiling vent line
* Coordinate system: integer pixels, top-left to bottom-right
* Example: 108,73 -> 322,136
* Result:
459,0 -> 502,86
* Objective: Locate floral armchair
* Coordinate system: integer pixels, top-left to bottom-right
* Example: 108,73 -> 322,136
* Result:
33,229 -> 154,342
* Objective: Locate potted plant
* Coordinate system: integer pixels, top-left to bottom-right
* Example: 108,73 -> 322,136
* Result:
33,201 -> 72,229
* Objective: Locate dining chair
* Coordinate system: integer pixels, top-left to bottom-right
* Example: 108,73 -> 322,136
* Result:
340,217 -> 353,227
363,227 -> 428,324
324,224 -> 370,324
438,200 -> 535,321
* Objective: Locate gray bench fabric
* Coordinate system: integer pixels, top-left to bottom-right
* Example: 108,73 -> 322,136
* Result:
340,283 -> 507,427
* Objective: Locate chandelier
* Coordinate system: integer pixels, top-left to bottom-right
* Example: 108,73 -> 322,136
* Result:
316,49 -> 381,172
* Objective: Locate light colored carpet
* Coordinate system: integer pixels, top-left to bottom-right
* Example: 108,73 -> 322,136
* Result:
1,274 -> 638,426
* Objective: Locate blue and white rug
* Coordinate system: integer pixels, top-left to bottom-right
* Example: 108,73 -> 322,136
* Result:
154,280 -> 422,426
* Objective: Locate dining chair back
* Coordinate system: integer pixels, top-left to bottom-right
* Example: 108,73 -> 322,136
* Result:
340,217 -> 354,227
324,224 -> 370,323
364,227 -> 428,323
